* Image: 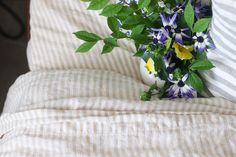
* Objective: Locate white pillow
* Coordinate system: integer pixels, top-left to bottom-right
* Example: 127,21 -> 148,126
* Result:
27,0 -> 141,80
201,0 -> 236,102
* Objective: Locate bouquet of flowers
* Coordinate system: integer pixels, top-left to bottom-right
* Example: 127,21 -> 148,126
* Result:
74,0 -> 216,100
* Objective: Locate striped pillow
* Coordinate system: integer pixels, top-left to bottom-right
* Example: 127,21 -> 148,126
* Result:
28,0 -> 235,101
201,0 -> 236,102
27,0 -> 140,80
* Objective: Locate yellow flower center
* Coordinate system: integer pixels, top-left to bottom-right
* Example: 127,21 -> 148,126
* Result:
173,42 -> 193,60
145,58 -> 157,74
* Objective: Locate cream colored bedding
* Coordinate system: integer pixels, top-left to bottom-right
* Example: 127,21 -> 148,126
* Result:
0,70 -> 235,157
0,0 -> 235,156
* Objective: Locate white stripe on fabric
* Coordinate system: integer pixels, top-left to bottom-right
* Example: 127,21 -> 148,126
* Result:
27,0 -> 141,81
202,0 -> 236,102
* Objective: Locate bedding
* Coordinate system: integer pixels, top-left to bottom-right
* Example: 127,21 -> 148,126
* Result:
1,70 -> 236,156
27,0 -> 140,80
27,0 -> 236,102
201,0 -> 236,102
0,0 -> 236,156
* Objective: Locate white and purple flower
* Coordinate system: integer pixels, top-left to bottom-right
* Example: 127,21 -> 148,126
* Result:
167,74 -> 197,99
194,0 -> 207,19
172,28 -> 190,44
173,0 -> 187,13
193,32 -> 216,53
163,51 -> 175,74
160,13 -> 190,44
160,13 -> 178,33
150,28 -> 168,45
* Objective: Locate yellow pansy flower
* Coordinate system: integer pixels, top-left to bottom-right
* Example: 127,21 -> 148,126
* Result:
173,42 -> 193,60
145,58 -> 157,74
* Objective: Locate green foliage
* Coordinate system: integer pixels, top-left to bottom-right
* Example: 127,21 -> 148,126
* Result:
190,59 -> 215,71
75,0 -> 215,100
186,72 -> 204,93
100,4 -> 123,17
123,15 -> 144,26
138,0 -> 151,9
140,83 -> 159,101
104,37 -> 118,47
133,50 -> 145,57
184,0 -> 195,30
116,6 -> 134,20
102,44 -> 115,54
107,17 -> 120,34
131,24 -> 145,37
76,42 -> 97,53
74,31 -> 101,42
193,18 -> 211,32
87,0 -> 109,10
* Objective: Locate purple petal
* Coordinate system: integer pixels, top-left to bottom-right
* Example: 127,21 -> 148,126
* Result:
182,74 -> 189,82
181,32 -> 190,38
174,34 -> 183,44
160,13 -> 168,26
199,47 -> 206,53
169,13 -> 177,26
151,28 -> 161,32
207,42 -> 216,50
181,28 -> 189,31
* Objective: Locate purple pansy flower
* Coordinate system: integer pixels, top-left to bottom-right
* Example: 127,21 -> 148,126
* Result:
167,74 -> 197,99
193,32 -> 216,53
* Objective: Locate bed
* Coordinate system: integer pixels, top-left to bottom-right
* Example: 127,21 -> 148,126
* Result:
0,0 -> 235,156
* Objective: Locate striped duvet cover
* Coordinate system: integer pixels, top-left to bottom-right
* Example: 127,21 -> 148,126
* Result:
0,70 -> 236,156
0,0 -> 236,156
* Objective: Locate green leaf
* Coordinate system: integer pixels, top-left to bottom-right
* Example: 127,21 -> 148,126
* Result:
190,59 -> 215,71
173,68 -> 183,80
138,0 -> 151,9
131,24 -> 145,37
133,50 -> 145,57
184,0 -> 195,30
104,37 -> 118,47
102,44 -> 115,54
111,32 -> 127,39
107,17 -> 120,34
76,42 -> 97,53
74,31 -> 101,42
193,18 -> 211,32
196,52 -> 208,61
164,37 -> 172,54
186,72 -> 204,93
140,91 -> 152,101
123,15 -> 143,26
116,6 -> 134,20
100,4 -> 123,17
131,34 -> 151,44
88,0 -> 109,10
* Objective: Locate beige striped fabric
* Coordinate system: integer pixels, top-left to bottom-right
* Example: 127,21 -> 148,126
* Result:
201,0 -> 236,102
27,0 -> 140,80
1,70 -> 236,156
1,0 -> 236,156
